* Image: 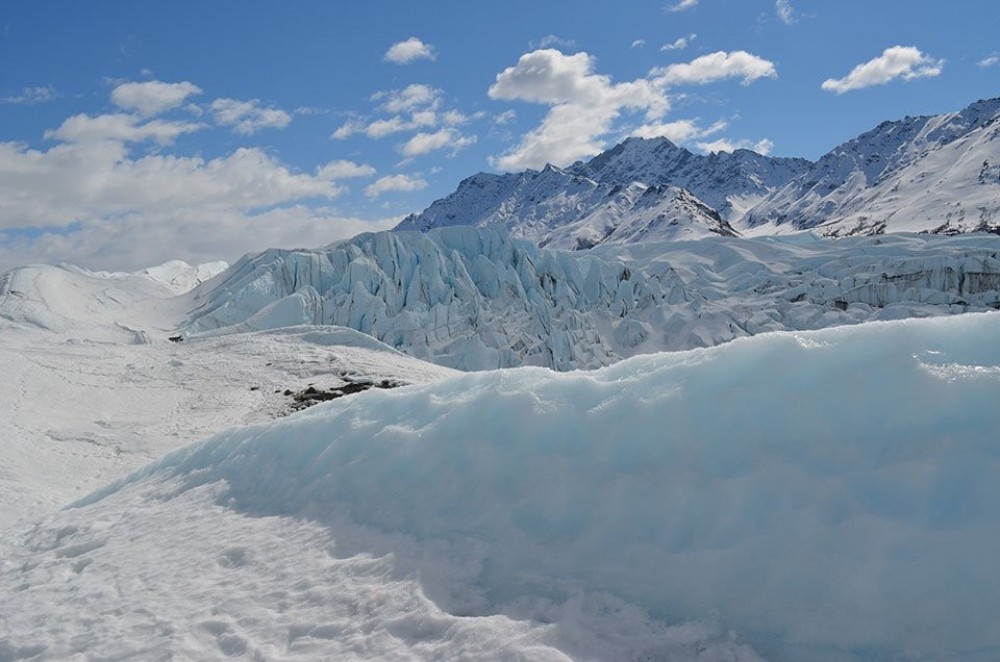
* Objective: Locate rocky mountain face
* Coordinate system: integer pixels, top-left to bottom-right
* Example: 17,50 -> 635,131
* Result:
399,98 -> 1000,244
395,161 -> 740,251
744,97 -> 1000,235
567,137 -> 810,220
182,226 -> 1000,371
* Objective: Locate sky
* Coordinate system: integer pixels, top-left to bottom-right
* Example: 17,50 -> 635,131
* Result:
0,0 -> 997,272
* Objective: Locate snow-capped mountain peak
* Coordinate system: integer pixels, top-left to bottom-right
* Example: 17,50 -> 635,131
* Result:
744,97 -> 1000,235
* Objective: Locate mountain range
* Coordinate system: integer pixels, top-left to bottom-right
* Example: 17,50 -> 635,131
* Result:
398,97 -> 1000,246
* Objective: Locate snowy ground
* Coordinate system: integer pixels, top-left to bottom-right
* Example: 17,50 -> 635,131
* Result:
2,312 -> 1000,660
2,252 -> 999,660
0,263 -> 454,529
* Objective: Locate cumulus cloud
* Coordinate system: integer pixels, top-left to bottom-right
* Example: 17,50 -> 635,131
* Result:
0,140 -> 341,232
364,174 -> 427,198
376,84 -> 441,114
0,206 -> 399,274
631,39 -> 646,49
661,34 -> 696,51
401,129 -> 476,157
667,0 -> 698,11
316,160 -> 376,179
696,137 -> 774,155
384,37 -> 436,64
111,80 -> 202,117
0,81 -> 392,272
775,0 -> 796,25
978,55 -> 999,68
488,49 -> 672,170
331,84 -> 482,157
2,85 -> 58,105
822,46 -> 944,93
631,118 -> 727,143
210,98 -> 292,134
44,113 -> 203,145
653,51 -> 778,86
488,48 -> 778,171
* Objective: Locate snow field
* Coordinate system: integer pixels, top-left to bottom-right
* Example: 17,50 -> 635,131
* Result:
3,313 -> 997,660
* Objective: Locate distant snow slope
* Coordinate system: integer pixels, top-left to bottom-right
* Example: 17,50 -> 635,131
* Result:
3,313 -> 999,660
0,260 -> 456,528
744,97 -> 1000,236
184,226 -> 1000,370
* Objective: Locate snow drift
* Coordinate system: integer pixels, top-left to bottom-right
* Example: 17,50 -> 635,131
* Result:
5,313 -> 1000,660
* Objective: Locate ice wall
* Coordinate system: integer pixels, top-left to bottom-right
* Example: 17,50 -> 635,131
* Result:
184,227 -> 1000,370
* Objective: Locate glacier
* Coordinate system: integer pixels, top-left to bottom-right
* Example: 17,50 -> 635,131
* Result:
3,312 -> 999,660
183,226 -> 1000,370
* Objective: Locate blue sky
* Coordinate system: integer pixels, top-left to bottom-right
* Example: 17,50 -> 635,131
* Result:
1,0 -> 997,271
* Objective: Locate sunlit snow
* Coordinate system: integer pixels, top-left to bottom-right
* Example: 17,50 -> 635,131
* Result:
2,313 -> 999,660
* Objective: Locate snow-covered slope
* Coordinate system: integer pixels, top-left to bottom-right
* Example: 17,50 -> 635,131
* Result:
0,258 -> 456,529
0,260 -> 228,341
395,163 -> 736,250
745,97 -> 1000,236
3,313 -> 999,660
137,259 -> 229,294
401,99 -> 999,243
184,226 -> 1000,370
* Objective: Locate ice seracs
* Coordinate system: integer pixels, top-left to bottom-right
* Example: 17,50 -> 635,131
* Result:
183,226 -> 1000,370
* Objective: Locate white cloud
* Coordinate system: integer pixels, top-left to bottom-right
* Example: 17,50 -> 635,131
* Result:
0,140 -> 341,232
316,160 -> 376,179
2,85 -> 58,105
822,46 -> 944,94
0,83 -> 393,273
536,35 -> 576,50
441,109 -> 471,126
210,98 -> 292,135
653,51 -> 778,86
364,174 -> 427,198
696,137 -> 774,155
631,39 -> 646,49
111,80 -> 202,117
488,49 -> 671,170
494,110 -> 516,125
401,129 -> 476,157
978,55 -> 999,69
632,118 -> 727,143
45,113 -> 203,145
376,84 -> 442,113
364,116 -> 411,139
0,206 -> 399,274
384,37 -> 436,64
331,119 -> 363,140
775,0 -> 796,25
661,34 -> 696,51
331,84 -> 481,154
667,0 -> 697,11
488,48 -> 779,171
